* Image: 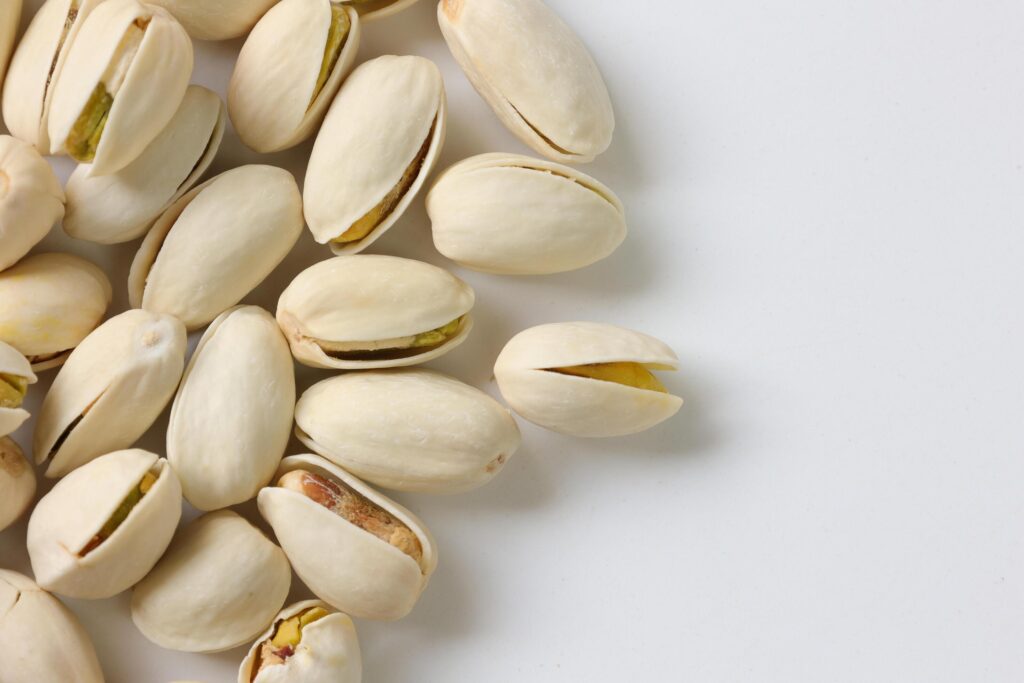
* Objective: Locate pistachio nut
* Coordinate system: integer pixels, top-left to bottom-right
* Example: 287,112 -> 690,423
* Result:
27,449 -> 182,599
148,0 -> 280,41
0,437 -> 36,532
129,165 -> 304,330
0,136 -> 66,270
0,252 -> 112,372
0,570 -> 105,683
131,510 -> 292,653
168,306 -> 295,511
229,0 -> 361,154
0,0 -> 18,86
304,55 -> 446,254
64,84 -> 226,244
34,309 -> 187,479
276,255 -> 474,370
494,322 -> 683,437
438,0 -> 614,164
295,369 -> 520,493
238,600 -> 362,683
0,341 -> 36,438
47,0 -> 193,176
337,0 -> 419,21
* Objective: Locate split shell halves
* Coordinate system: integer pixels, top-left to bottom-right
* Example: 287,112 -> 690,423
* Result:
0,340 -> 36,438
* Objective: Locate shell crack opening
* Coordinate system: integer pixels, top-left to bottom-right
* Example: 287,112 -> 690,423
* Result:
0,373 -> 27,408
545,362 -> 669,393
313,315 -> 464,362
509,103 -> 580,158
78,465 -> 159,556
250,606 -> 329,681
309,5 -> 352,109
47,388 -> 105,461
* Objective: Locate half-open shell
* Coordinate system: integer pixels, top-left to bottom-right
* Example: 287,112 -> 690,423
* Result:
0,135 -> 66,270
0,341 -> 37,438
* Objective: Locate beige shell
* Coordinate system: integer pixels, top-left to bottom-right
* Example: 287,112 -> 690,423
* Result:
128,165 -> 303,330
148,0 -> 280,40
0,1 -> 19,87
0,136 -> 66,271
494,322 -> 684,437
131,509 -> 292,653
34,309 -> 186,479
229,0 -> 361,153
27,449 -> 182,599
276,255 -> 474,370
295,369 -> 520,493
339,0 -> 419,21
63,85 -> 226,244
0,437 -> 35,532
0,570 -> 105,683
258,453 -> 438,620
47,0 -> 194,175
0,341 -> 36,438
427,152 -> 627,274
303,55 -> 447,254
438,0 -> 614,164
0,252 -> 112,372
167,306 -> 295,511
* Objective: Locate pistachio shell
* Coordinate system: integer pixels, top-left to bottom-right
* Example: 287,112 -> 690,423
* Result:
0,437 -> 36,531
304,55 -> 446,254
494,322 -> 683,437
34,309 -> 186,478
438,0 -> 614,164
0,341 -> 37,438
128,165 -> 303,330
340,0 -> 419,21
148,0 -> 280,40
27,449 -> 182,599
131,510 -> 292,653
276,255 -> 474,370
0,1 -> 18,86
0,136 -> 66,270
63,85 -> 226,244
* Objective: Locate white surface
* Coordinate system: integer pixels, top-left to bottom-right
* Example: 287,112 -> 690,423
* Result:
1,1 -> 1023,681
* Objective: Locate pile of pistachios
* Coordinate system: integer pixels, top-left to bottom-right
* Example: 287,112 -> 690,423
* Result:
0,0 -> 684,680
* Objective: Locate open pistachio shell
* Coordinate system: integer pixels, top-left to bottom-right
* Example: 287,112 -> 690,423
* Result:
34,309 -> 186,479
0,1 -> 19,86
0,438 -> 36,532
438,0 -> 614,164
494,322 -> 683,437
304,55 -> 446,254
229,0 -> 361,154
64,85 -> 226,244
276,255 -> 474,370
131,510 -> 292,653
149,0 -> 280,40
47,0 -> 193,176
339,0 -> 419,21
0,136 -> 66,270
27,449 -> 182,599
0,252 -> 112,372
0,341 -> 37,438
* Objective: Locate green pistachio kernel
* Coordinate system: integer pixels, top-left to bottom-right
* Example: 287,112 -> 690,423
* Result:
311,5 -> 351,106
79,471 -> 157,555
66,83 -> 113,163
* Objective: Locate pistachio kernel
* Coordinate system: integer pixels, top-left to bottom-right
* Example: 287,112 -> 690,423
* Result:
66,83 -> 112,162
548,362 -> 669,393
0,373 -> 28,409
317,315 -> 465,362
79,470 -> 158,556
310,5 -> 352,107
251,606 -> 329,681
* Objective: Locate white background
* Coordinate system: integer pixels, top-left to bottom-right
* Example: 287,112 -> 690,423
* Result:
2,0 -> 1024,681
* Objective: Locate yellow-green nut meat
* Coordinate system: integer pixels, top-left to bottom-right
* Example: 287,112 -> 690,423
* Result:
0,437 -> 36,532
0,341 -> 36,439
148,0 -> 281,41
0,135 -> 66,271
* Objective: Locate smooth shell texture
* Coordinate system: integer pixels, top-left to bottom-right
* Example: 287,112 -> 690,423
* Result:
128,165 -> 303,330
27,449 -> 182,599
295,369 -> 520,493
438,0 -> 614,163
276,255 -> 475,370
494,322 -> 683,437
427,152 -> 627,274
63,85 -> 226,244
0,0 -> 19,86
304,55 -> 447,254
229,0 -> 361,153
0,340 -> 36,437
258,454 -> 438,620
149,0 -> 280,40
0,135 -> 66,270
0,437 -> 35,532
34,309 -> 186,478
168,306 -> 295,511
132,510 -> 291,653
0,252 -> 112,372
341,0 -> 420,21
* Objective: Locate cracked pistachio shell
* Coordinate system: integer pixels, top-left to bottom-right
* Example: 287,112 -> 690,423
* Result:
128,165 -> 303,330
0,438 -> 35,531
48,0 -> 193,176
494,322 -> 683,437
132,510 -> 292,653
148,0 -> 279,40
295,369 -> 520,493
0,341 -> 36,438
168,306 -> 295,511
0,252 -> 112,372
229,0 -> 361,154
0,136 -> 66,270
238,600 -> 362,683
438,0 -> 614,164
427,153 -> 627,274
27,449 -> 182,599
304,55 -> 446,254
0,570 -> 105,683
276,255 -> 474,370
34,309 -> 186,479
63,85 -> 226,244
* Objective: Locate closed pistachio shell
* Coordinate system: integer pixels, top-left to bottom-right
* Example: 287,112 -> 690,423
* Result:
149,0 -> 279,41
0,341 -> 37,438
229,0 -> 361,153
0,1 -> 18,86
131,510 -> 292,653
276,255 -> 474,370
34,310 -> 186,478
494,322 -> 683,437
438,0 -> 614,164
0,136 -> 66,270
0,437 -> 35,531
0,252 -> 112,372
295,369 -> 520,493
340,0 -> 419,21
128,165 -> 303,330
27,449 -> 182,599
63,85 -> 226,244
304,55 -> 446,254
